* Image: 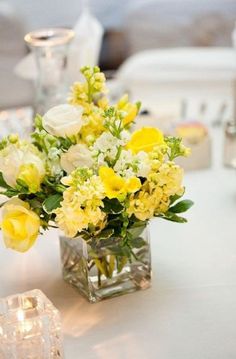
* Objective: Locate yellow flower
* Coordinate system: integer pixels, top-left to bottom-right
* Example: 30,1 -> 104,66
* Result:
55,174 -> 106,237
126,127 -> 165,154
126,177 -> 141,193
99,167 -> 141,199
1,198 -> 40,252
117,94 -> 138,126
97,96 -> 109,109
99,167 -> 127,199
17,163 -> 42,193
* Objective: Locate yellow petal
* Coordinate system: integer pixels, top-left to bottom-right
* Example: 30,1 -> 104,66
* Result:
126,127 -> 165,154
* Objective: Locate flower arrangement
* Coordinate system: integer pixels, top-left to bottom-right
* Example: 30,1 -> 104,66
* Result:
0,66 -> 193,300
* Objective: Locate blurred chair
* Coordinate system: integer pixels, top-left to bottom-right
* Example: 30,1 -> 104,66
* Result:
0,2 -> 33,109
124,0 -> 236,55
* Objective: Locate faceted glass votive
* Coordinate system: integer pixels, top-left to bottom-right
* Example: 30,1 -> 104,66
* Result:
0,289 -> 64,359
60,226 -> 152,303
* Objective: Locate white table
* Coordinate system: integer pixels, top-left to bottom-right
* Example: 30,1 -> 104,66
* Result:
0,126 -> 236,358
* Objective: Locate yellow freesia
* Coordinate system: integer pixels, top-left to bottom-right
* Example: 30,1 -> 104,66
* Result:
17,163 -> 42,193
99,167 -> 127,199
126,177 -> 141,193
1,198 -> 40,252
126,127 -> 165,154
99,166 -> 141,199
117,94 -> 138,126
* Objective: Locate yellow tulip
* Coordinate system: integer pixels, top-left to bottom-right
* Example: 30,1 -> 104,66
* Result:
1,198 -> 40,252
17,163 -> 42,193
126,127 -> 165,154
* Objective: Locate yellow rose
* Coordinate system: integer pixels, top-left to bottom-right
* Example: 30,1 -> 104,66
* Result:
1,198 -> 40,252
99,167 -> 141,199
126,127 -> 165,154
17,163 -> 43,193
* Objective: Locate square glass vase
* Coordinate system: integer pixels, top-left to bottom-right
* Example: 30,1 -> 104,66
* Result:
59,227 -> 151,303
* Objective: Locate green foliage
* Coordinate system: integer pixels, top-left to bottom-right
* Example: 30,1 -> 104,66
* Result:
103,198 -> 124,214
165,136 -> 187,160
0,172 -> 10,189
43,194 -> 63,214
103,106 -> 124,139
34,114 -> 44,130
169,199 -> 194,213
157,199 -> 193,223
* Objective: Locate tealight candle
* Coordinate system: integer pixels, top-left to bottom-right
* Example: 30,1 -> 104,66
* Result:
0,289 -> 64,358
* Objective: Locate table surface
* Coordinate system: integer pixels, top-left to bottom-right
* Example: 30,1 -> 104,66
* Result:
0,125 -> 235,359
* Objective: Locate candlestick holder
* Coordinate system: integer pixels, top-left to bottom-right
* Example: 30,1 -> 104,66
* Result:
0,289 -> 64,359
24,28 -> 74,115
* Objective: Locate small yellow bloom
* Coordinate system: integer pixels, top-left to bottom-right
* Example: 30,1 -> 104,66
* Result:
123,103 -> 138,126
97,96 -> 109,109
1,198 -> 40,252
99,167 -> 127,199
126,177 -> 141,193
99,167 -> 141,199
17,163 -> 42,193
126,127 -> 165,154
117,94 -> 138,126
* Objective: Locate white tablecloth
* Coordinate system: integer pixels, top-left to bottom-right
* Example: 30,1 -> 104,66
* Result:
0,126 -> 236,358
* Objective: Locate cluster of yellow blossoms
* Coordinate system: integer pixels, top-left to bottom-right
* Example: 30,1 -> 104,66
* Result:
128,162 -> 184,221
55,170 -> 106,237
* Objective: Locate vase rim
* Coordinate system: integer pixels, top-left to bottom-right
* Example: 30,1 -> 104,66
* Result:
24,27 -> 75,47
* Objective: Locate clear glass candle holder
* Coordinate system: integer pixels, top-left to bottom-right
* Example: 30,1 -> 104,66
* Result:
24,28 -> 74,115
0,289 -> 64,359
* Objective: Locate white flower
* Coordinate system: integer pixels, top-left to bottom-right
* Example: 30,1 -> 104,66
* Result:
60,144 -> 94,173
120,130 -> 130,145
42,104 -> 84,138
93,132 -> 120,153
113,150 -> 136,178
135,151 -> 151,177
0,144 -> 45,187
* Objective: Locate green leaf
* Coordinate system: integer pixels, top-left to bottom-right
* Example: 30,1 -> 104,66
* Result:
94,228 -> 114,240
129,237 -> 147,249
34,114 -> 43,130
2,189 -> 19,197
43,194 -> 63,214
0,172 -> 10,189
158,212 -> 187,223
128,221 -> 147,238
103,198 -> 124,214
169,193 -> 183,205
169,199 -> 194,213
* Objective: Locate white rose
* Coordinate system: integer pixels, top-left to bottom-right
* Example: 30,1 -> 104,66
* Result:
42,104 -> 83,138
0,144 -> 45,187
60,144 -> 94,173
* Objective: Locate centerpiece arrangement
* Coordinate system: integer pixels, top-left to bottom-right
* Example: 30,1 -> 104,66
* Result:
0,66 -> 193,303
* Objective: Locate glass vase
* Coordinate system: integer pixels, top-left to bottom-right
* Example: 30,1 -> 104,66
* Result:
59,226 -> 151,303
24,28 -> 74,115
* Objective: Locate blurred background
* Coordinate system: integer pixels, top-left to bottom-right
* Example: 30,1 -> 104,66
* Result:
1,0 -> 236,105
1,0 -> 236,168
